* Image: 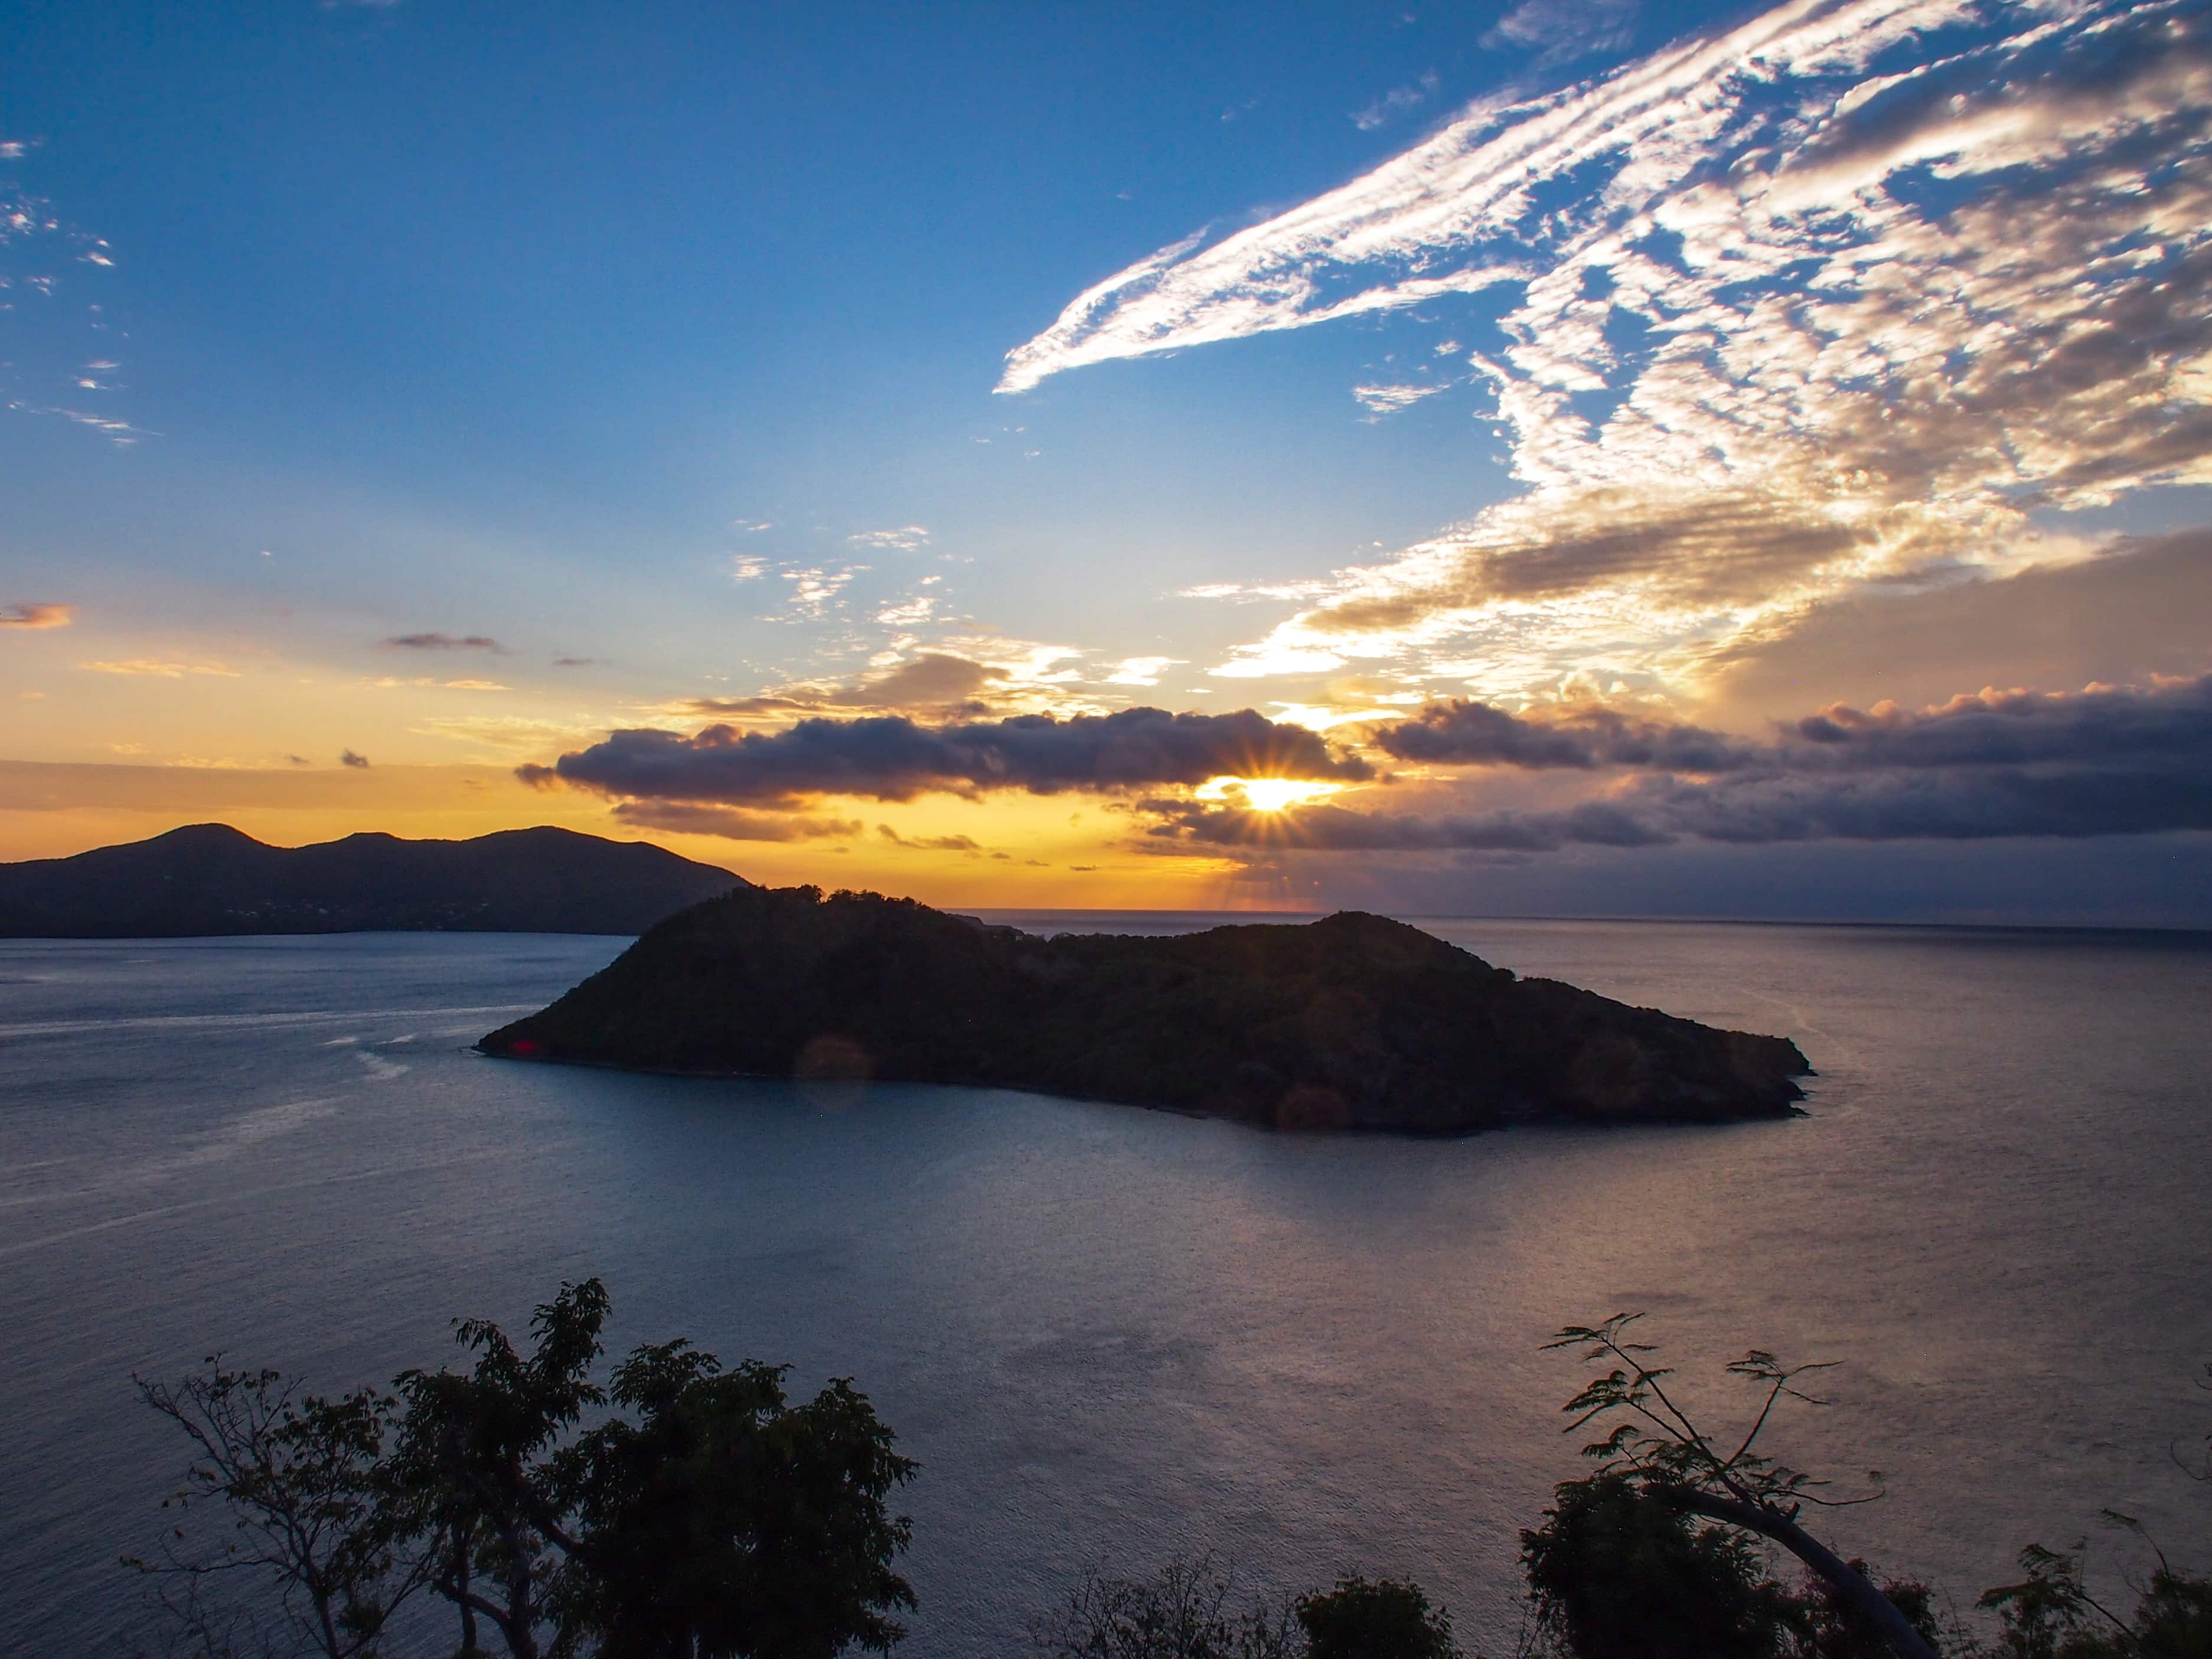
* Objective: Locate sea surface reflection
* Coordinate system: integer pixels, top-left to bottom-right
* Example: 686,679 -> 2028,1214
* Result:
2,920 -> 2208,1654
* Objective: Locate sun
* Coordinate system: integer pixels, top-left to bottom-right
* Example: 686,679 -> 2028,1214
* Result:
1195,775 -> 1343,812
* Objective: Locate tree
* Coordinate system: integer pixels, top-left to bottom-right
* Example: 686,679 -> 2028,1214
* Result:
550,1338 -> 918,1658
127,1360 -> 423,1659
1786,1560 -> 1942,1659
384,1277 -> 611,1659
1519,1472 -> 1791,1659
141,1279 -> 922,1659
1030,1556 -> 1298,1659
1977,1523 -> 2212,1659
1294,1576 -> 1459,1659
1538,1315 -> 1940,1659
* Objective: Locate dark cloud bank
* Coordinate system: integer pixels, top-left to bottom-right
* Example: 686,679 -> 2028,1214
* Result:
521,679 -> 2212,867
521,707 -> 1368,811
1161,676 -> 2212,852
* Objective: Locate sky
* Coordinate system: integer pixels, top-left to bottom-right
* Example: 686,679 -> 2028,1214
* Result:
4,0 -> 2210,922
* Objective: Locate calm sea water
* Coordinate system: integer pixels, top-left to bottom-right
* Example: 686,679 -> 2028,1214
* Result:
3,919 -> 2208,1655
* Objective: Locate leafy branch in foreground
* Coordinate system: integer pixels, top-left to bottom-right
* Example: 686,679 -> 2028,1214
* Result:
1538,1314 -> 1937,1659
125,1361 -> 425,1659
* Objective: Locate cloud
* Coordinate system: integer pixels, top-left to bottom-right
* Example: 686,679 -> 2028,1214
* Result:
823,652 -> 1006,711
1160,796 -> 1668,851
730,556 -> 767,583
1381,677 -> 2212,778
1,602 -> 71,629
1373,698 -> 1757,770
384,632 -> 504,652
779,566 -> 857,619
679,654 -> 1013,723
520,706 -> 1372,809
1352,380 -> 1451,418
1002,0 -> 2212,697
413,716 -> 603,754
1164,674 -> 2212,852
876,593 -> 939,626
1704,528 -> 2212,720
552,655 -> 595,668
608,801 -> 862,842
877,825 -> 985,853
1102,656 -> 1182,686
678,694 -> 818,721
1482,0 -> 1638,65
340,749 -> 370,768
438,679 -> 511,692
1353,73 -> 1438,131
846,525 -> 931,553
78,659 -> 239,677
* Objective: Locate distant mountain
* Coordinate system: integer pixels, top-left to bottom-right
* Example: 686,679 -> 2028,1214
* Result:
482,885 -> 1812,1132
0,824 -> 745,938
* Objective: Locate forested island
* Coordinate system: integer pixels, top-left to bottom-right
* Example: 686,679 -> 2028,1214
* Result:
0,823 -> 741,938
480,884 -> 1811,1131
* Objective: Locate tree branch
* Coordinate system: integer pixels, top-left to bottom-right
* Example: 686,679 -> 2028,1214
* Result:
1656,1487 -> 1937,1659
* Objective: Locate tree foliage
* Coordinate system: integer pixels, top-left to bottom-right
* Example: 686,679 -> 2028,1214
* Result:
1029,1556 -> 1299,1659
551,1339 -> 916,1658
135,1279 -> 916,1659
1539,1315 -> 1936,1659
1294,1575 -> 1459,1659
1521,1472 -> 1793,1659
127,1361 -> 423,1659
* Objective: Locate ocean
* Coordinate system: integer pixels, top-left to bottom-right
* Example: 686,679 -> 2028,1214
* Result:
2,918 -> 2208,1654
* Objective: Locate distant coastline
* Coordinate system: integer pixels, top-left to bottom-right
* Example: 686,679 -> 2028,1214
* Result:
0,822 -> 740,939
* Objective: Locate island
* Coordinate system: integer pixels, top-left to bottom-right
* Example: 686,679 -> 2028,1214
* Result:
0,823 -> 744,938
480,884 -> 1812,1132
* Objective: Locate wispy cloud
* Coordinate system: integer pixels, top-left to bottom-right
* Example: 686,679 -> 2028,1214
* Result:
607,800 -> 862,842
384,632 -> 504,652
846,525 -> 931,553
79,658 -> 239,677
1004,0 -> 2212,699
0,602 -> 71,629
1351,380 -> 1450,419
1102,656 -> 1182,686
1353,72 -> 1439,131
367,675 -> 511,691
877,825 -> 986,853
340,749 -> 370,768
778,566 -> 858,619
1482,0 -> 1639,66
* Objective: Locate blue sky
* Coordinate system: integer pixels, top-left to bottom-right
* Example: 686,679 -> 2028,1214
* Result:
5,0 -> 2211,920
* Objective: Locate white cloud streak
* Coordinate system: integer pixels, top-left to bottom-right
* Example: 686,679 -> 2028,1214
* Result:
1003,0 -> 2212,696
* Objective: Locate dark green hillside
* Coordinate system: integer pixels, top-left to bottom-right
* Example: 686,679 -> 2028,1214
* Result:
481,884 -> 1810,1131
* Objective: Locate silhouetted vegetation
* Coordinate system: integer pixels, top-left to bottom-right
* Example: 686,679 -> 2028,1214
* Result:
1508,1315 -> 2210,1659
131,1278 -> 913,1659
1029,1556 -> 1299,1658
1295,1576 -> 1459,1658
132,1294 -> 2208,1658
1029,1560 -> 1460,1659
